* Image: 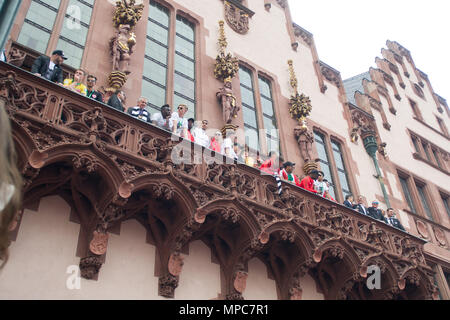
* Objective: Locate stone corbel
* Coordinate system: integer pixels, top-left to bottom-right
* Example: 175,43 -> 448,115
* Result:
158,251 -> 185,298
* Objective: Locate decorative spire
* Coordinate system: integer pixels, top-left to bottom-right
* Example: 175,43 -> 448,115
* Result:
218,20 -> 228,55
287,60 -> 312,130
214,21 -> 239,83
288,60 -> 298,94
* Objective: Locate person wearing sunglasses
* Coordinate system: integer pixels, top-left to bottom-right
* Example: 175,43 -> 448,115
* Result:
170,104 -> 188,138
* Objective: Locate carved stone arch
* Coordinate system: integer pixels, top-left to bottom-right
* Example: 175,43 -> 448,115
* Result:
255,221 -> 316,300
34,144 -> 123,183
311,238 -> 362,299
194,197 -> 260,235
397,267 -> 438,300
130,171 -> 198,219
359,253 -> 399,298
313,237 -> 361,266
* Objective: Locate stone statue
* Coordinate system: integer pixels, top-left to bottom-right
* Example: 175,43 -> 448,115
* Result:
294,126 -> 314,162
217,80 -> 240,124
110,24 -> 135,74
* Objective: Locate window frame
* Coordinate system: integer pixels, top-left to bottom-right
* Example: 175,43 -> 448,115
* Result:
397,169 -> 440,223
142,1 -> 199,119
237,63 -> 281,157
16,0 -> 96,69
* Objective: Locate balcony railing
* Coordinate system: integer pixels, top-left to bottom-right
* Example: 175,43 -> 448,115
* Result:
0,61 -> 440,300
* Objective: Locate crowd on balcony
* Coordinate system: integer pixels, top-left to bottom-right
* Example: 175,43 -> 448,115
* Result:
2,49 -> 408,234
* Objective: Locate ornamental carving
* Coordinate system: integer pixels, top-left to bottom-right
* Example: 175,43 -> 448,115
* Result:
79,256 -> 103,279
320,61 -> 342,88
168,252 -> 184,277
224,1 -> 249,34
288,60 -> 313,131
233,270 -> 248,293
432,227 -> 447,247
159,274 -> 179,298
112,0 -> 144,29
214,20 -> 240,127
108,0 -> 144,90
89,230 -> 109,255
293,23 -> 313,46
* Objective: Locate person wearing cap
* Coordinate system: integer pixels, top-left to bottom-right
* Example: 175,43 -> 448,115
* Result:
63,69 -> 87,95
31,50 -> 67,84
298,170 -> 319,194
279,161 -> 301,186
367,200 -> 386,222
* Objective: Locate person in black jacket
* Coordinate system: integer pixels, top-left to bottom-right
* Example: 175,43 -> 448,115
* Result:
343,194 -> 355,209
31,50 -> 67,84
386,208 -> 406,231
355,195 -> 369,215
367,200 -> 387,222
86,75 -> 104,103
107,90 -> 125,112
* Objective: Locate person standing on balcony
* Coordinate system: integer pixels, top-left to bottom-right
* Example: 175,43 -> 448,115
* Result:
151,104 -> 172,131
210,131 -> 222,153
127,97 -> 151,123
355,196 -> 368,215
279,161 -> 301,186
386,208 -> 406,231
63,69 -> 87,95
170,104 -> 188,138
86,75 -> 104,103
192,120 -> 210,148
367,201 -> 387,222
31,50 -> 66,84
187,118 -> 195,142
259,151 -> 279,175
298,170 -> 319,194
343,194 -> 356,209
107,89 -> 125,112
314,171 -> 328,196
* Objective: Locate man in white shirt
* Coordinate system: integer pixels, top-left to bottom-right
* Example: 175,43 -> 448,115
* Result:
170,104 -> 188,138
221,130 -> 237,159
192,120 -> 210,148
313,171 -> 328,196
151,104 -> 172,131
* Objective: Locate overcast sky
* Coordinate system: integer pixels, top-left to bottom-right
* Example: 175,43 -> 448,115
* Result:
288,0 -> 450,102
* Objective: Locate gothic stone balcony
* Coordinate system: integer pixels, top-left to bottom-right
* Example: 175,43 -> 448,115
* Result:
0,62 -> 439,300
